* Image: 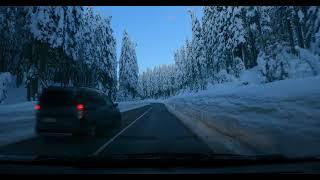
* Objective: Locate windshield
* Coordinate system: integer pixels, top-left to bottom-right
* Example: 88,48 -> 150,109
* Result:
0,6 -> 320,164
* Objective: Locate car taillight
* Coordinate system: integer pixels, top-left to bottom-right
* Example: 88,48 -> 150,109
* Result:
35,105 -> 41,110
76,104 -> 84,111
76,104 -> 85,119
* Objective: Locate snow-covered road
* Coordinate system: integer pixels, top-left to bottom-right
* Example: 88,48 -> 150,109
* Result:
165,76 -> 320,158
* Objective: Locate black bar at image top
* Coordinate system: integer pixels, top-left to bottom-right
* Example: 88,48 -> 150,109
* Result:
0,0 -> 319,6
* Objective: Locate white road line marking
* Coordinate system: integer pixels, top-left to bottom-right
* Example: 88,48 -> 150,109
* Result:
91,107 -> 152,156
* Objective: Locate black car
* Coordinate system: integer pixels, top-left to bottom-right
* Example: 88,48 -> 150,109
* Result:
35,87 -> 122,137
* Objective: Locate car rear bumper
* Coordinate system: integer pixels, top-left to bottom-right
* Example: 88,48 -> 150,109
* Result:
35,117 -> 91,136
35,127 -> 90,136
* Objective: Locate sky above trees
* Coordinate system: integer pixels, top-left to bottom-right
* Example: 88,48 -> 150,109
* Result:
93,6 -> 203,73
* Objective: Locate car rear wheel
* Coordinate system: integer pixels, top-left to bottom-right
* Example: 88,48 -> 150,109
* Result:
88,124 -> 97,137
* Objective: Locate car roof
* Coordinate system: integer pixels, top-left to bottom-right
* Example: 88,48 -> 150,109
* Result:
45,86 -> 105,95
44,86 -> 76,92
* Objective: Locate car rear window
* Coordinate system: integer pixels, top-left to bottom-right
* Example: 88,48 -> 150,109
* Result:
40,89 -> 76,106
77,90 -> 105,106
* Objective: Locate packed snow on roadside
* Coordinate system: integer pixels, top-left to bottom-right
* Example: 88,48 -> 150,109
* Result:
0,73 -> 36,146
0,72 -> 13,104
255,47 -> 320,83
2,87 -> 28,105
0,101 -> 37,147
0,72 -> 28,105
165,75 -> 320,158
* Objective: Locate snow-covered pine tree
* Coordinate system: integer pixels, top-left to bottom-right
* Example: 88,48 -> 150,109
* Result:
202,6 -> 220,81
130,39 -> 139,98
0,6 -> 118,101
26,6 -> 55,98
0,7 -> 22,82
184,39 -> 193,90
139,63 -> 177,99
304,6 -> 320,54
102,16 -> 117,101
75,7 -> 98,88
118,30 -> 139,101
203,6 -> 245,83
189,10 -> 207,90
239,6 -> 272,69
174,47 -> 185,90
221,6 -> 246,75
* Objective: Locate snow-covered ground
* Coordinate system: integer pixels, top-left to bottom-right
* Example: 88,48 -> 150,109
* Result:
2,87 -> 28,105
0,101 -> 37,146
165,75 -> 320,158
0,97 -> 151,147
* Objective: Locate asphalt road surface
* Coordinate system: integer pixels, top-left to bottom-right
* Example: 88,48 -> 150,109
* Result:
0,103 -> 213,158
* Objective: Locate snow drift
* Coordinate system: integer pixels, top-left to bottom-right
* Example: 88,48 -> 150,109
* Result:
165,75 -> 320,158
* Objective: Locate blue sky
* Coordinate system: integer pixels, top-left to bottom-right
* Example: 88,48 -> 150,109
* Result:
93,6 -> 203,73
